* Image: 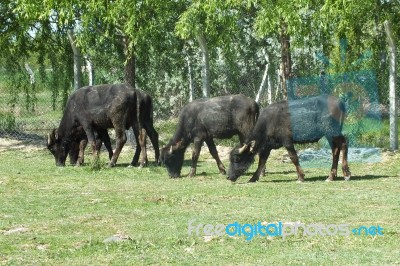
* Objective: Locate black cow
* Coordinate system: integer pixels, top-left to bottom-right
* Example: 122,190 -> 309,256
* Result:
64,89 -> 160,167
160,95 -> 259,178
47,83 -> 145,167
228,95 -> 351,182
54,125 -> 114,166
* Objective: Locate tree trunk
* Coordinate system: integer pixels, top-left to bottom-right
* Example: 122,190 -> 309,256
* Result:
67,29 -> 82,90
280,21 -> 291,100
197,32 -> 210,98
186,55 -> 195,102
85,56 -> 94,86
276,65 -> 282,100
123,38 -> 136,87
256,50 -> 270,103
24,63 -> 35,84
384,20 -> 398,150
267,65 -> 273,104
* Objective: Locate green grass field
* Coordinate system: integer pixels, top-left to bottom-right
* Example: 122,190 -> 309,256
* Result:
0,142 -> 399,265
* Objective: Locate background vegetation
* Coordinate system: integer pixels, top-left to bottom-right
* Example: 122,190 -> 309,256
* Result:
0,0 -> 399,145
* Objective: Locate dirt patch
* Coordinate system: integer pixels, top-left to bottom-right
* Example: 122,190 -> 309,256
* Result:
0,138 -> 45,152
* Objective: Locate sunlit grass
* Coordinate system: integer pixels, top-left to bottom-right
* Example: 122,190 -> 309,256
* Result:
0,144 -> 399,265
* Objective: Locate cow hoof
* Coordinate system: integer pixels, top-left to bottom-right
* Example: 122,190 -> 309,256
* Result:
127,164 -> 134,168
325,178 -> 333,182
220,169 -> 226,175
248,179 -> 258,183
107,162 -> 115,168
344,175 -> 351,181
296,179 -> 304,183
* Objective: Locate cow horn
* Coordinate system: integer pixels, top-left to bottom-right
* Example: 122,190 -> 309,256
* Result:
169,145 -> 173,153
238,144 -> 249,154
249,140 -> 256,153
47,133 -> 51,145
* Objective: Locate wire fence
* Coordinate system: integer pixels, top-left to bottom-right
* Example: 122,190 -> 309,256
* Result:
0,61 -> 395,152
0,67 -> 277,148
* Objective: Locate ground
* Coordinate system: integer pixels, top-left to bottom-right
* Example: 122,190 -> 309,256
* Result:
0,137 -> 399,265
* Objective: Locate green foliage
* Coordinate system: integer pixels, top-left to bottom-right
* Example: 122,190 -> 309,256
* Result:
88,156 -> 106,171
0,0 -> 398,144
0,112 -> 17,131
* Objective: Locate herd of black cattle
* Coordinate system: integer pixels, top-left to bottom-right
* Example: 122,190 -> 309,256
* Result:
47,83 -> 351,182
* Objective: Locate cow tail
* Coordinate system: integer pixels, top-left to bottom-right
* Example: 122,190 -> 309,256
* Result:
148,94 -> 154,123
254,102 -> 260,125
339,99 -> 346,130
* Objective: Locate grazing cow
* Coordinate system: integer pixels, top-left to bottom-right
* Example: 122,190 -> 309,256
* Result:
228,95 -> 351,182
65,89 -> 160,167
54,125 -> 114,166
47,83 -> 146,167
160,95 -> 259,178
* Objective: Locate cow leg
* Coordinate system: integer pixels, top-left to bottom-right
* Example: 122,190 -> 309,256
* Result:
248,149 -> 271,182
285,145 -> 305,182
69,141 -> 79,165
144,122 -> 160,165
327,136 -> 340,181
109,129 -> 126,167
130,125 -> 141,166
138,127 -> 148,168
339,136 -> 351,180
82,126 -> 98,159
95,135 -> 103,153
76,139 -> 88,166
189,139 -> 203,177
205,138 -> 226,175
97,129 -> 113,160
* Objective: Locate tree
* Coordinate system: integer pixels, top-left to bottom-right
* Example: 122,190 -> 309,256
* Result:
176,1 -> 247,98
384,20 -> 398,150
253,0 -> 317,99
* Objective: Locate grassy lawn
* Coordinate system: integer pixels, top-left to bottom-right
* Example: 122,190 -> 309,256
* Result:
0,142 -> 399,265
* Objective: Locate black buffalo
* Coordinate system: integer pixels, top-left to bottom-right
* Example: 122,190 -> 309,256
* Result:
228,95 -> 351,182
50,126 -> 114,166
47,83 -> 149,167
160,95 -> 259,178
63,89 -> 160,167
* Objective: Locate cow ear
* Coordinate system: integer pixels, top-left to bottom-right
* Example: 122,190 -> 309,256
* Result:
171,140 -> 184,152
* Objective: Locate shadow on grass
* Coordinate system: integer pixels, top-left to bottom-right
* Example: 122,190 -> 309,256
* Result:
111,161 -> 162,168
258,174 -> 391,183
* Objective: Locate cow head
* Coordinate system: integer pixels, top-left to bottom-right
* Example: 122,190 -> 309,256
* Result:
227,141 -> 256,182
47,128 -> 70,166
160,140 -> 185,178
